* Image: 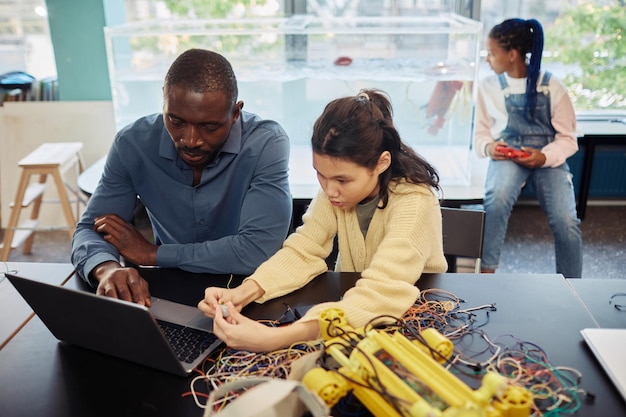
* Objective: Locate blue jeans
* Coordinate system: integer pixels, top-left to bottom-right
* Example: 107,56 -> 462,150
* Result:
482,160 -> 583,278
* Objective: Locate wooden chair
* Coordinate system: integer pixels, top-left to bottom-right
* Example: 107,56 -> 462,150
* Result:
441,206 -> 486,273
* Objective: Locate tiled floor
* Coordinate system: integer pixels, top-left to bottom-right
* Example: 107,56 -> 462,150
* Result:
460,203 -> 626,278
2,204 -> 625,279
498,203 -> 625,278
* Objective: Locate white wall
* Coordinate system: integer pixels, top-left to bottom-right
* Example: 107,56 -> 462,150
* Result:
0,101 -> 116,229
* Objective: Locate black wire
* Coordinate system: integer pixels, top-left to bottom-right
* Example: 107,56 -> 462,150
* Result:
609,292 -> 626,311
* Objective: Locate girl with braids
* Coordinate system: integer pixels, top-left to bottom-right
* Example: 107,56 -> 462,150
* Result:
199,89 -> 448,352
474,18 -> 582,278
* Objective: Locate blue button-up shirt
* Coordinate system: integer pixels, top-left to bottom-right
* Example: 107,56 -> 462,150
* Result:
72,111 -> 292,283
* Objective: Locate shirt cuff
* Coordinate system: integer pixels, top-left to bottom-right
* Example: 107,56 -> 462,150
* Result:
155,244 -> 178,268
541,148 -> 561,168
83,253 -> 120,287
482,140 -> 492,157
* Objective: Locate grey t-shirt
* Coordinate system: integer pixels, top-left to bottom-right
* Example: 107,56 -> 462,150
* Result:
355,197 -> 380,237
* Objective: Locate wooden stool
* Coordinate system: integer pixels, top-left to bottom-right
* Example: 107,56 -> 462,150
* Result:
0,142 -> 85,261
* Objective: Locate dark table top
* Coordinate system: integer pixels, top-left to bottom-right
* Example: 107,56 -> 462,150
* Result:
567,278 -> 626,328
1,268 -> 625,417
0,262 -> 76,349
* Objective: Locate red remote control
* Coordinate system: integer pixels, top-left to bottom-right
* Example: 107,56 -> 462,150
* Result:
495,145 -> 530,158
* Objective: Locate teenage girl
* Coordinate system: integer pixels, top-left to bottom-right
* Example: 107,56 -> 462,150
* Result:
474,18 -> 582,278
199,89 -> 448,352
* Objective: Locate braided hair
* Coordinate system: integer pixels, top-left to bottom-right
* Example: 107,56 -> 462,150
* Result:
489,18 -> 544,121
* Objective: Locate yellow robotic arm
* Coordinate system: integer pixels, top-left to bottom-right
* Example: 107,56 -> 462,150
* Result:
302,308 -> 532,417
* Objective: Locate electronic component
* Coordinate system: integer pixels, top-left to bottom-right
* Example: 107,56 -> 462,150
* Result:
495,144 -> 530,158
219,303 -> 229,318
303,308 -> 533,417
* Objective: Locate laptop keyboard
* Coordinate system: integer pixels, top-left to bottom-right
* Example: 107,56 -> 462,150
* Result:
157,320 -> 217,363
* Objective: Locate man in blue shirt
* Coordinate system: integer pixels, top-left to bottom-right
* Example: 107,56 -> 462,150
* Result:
71,49 -> 292,306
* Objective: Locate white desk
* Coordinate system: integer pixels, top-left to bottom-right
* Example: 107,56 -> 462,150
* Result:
78,148 -> 488,204
75,113 -> 626,220
76,154 -> 105,197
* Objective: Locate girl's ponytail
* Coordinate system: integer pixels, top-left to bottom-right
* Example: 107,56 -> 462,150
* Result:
525,19 -> 544,120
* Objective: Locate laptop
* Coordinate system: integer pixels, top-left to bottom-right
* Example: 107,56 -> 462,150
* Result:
580,328 -> 626,401
6,273 -> 223,377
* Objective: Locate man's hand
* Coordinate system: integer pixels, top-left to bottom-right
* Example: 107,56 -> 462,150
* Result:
94,214 -> 157,266
92,261 -> 151,306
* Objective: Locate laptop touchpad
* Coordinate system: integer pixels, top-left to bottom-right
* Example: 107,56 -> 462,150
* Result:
149,297 -> 213,331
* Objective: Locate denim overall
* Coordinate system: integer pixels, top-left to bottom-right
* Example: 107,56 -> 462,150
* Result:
482,72 -> 582,277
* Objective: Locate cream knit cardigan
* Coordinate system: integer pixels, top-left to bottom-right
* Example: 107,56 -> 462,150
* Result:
244,179 -> 448,329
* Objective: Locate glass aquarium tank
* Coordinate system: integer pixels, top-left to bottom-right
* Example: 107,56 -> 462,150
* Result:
104,14 -> 482,192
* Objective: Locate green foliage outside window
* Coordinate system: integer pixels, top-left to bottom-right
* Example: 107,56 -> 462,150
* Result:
156,0 -> 281,60
162,0 -> 273,19
545,1 -> 625,110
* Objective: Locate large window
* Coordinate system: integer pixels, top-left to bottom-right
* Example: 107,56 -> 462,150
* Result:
480,0 -> 624,111
0,0 -> 56,79
120,0 -> 624,111
1,0 -> 622,110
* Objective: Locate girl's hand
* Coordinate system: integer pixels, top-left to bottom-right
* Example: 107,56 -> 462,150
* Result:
487,141 -> 509,160
212,302 -> 283,352
514,147 -> 546,169
198,280 -> 265,318
198,287 -> 236,318
211,302 -> 322,352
